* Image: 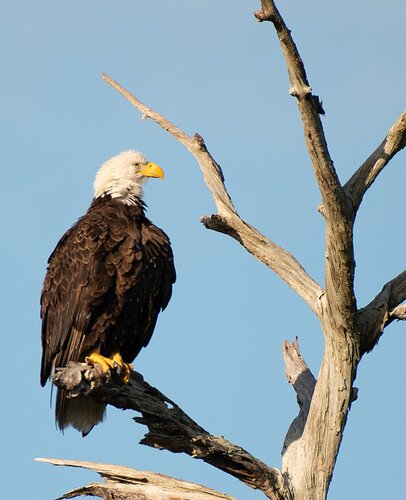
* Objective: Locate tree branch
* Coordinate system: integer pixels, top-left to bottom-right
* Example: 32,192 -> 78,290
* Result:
281,338 -> 316,457
358,270 -> 406,353
51,363 -> 286,500
102,74 -> 235,218
389,304 -> 406,321
201,215 -> 323,317
102,73 -> 323,317
254,0 -> 357,327
35,458 -> 236,500
345,110 -> 406,213
254,1 -> 347,221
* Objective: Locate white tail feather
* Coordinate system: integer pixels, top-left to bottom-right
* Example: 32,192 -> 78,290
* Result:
62,397 -> 106,436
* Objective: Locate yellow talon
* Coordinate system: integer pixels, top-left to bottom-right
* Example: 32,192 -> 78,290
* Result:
86,352 -> 133,384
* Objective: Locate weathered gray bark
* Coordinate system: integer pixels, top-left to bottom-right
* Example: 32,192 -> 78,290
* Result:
40,2 -> 406,499
35,458 -> 236,500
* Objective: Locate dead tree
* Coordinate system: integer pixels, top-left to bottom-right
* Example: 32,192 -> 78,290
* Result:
38,1 -> 406,499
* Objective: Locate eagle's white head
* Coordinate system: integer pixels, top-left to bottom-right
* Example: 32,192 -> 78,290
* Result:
93,150 -> 164,205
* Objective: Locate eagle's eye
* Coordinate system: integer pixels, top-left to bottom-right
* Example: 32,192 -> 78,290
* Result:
132,161 -> 141,168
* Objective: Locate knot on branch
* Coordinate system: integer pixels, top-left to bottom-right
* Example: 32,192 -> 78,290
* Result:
288,87 -> 325,114
289,85 -> 312,99
200,215 -> 243,243
201,214 -> 228,230
254,8 -> 275,22
193,132 -> 206,151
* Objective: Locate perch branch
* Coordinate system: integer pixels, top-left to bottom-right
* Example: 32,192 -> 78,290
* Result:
345,110 -> 406,214
51,363 -> 286,500
358,270 -> 406,353
35,458 -> 235,500
102,73 -> 323,317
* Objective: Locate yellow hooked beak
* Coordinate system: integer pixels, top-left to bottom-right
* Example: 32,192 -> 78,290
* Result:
139,162 -> 164,179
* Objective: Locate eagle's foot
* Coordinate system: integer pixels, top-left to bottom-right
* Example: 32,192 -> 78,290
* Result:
111,352 -> 133,383
85,352 -> 133,384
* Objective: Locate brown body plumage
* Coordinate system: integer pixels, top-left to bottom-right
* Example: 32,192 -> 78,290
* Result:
40,151 -> 175,435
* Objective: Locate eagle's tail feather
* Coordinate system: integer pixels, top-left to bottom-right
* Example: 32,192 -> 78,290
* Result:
56,389 -> 105,436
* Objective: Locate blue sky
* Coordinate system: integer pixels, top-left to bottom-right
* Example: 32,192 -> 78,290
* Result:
1,1 -> 405,499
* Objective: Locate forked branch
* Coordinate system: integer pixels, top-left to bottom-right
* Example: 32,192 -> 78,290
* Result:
254,0 -> 357,325
102,73 -> 323,316
255,1 -> 406,225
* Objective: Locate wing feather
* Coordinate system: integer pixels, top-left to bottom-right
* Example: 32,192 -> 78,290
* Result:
40,211 -> 112,385
40,199 -> 176,386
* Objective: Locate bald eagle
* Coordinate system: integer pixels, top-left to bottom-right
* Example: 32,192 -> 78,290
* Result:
40,150 -> 176,435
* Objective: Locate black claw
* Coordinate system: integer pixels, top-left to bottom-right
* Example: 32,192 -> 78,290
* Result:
112,361 -> 122,377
